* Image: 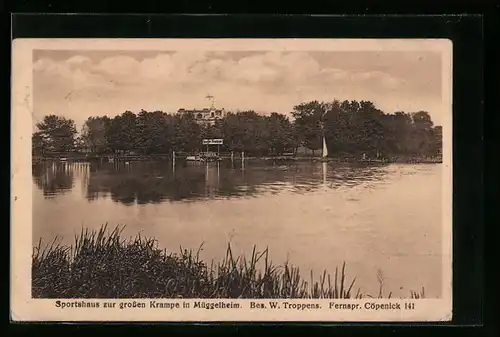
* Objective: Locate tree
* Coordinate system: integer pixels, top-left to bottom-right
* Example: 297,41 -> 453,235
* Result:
353,100 -> 387,156
81,116 -> 110,154
266,112 -> 294,155
172,112 -> 202,152
73,135 -> 87,153
383,111 -> 413,154
32,132 -> 48,155
105,111 -> 140,154
135,110 -> 172,154
292,101 -> 327,155
410,111 -> 435,156
105,115 -> 125,153
34,115 -> 77,153
32,103 -> 443,160
431,126 -> 443,156
219,111 -> 270,156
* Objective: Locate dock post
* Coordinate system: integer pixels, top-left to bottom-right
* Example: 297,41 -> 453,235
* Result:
172,151 -> 176,169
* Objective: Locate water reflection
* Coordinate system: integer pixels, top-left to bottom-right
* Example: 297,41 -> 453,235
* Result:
32,160 -> 391,205
32,162 -> 74,197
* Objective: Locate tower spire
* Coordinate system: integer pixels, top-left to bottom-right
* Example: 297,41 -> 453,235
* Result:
206,94 -> 216,110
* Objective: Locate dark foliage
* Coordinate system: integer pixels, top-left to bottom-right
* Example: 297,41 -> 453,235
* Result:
33,100 -> 442,160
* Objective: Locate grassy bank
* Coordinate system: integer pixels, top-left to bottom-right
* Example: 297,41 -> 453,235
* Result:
32,225 -> 425,299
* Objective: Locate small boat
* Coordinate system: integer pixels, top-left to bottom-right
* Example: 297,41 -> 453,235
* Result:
59,157 -> 68,162
203,156 -> 222,162
360,151 -> 387,163
186,153 -> 221,162
186,155 -> 203,162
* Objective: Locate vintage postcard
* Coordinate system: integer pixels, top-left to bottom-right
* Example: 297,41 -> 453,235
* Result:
11,38 -> 452,322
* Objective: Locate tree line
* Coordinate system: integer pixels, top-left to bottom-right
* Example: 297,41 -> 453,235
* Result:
32,99 -> 442,159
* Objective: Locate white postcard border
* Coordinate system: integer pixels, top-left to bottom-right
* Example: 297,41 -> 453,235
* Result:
10,38 -> 453,322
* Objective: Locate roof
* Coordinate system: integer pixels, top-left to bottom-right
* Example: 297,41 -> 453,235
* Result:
177,108 -> 224,113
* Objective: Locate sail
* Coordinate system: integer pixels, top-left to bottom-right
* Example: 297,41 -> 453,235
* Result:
322,135 -> 328,158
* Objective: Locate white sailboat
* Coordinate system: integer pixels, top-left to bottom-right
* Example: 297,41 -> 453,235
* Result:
321,134 -> 328,187
320,134 -> 328,161
322,135 -> 328,158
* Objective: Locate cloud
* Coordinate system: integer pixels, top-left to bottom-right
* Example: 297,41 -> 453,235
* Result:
35,56 -> 115,90
139,54 -> 174,80
34,51 -> 406,92
34,58 -> 73,78
229,55 -> 279,83
350,70 -> 401,87
34,51 -> 445,129
97,55 -> 139,75
65,55 -> 93,69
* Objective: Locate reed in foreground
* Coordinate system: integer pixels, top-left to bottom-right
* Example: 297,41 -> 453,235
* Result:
32,225 -> 425,299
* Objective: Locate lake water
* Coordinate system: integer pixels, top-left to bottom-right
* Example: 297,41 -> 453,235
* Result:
32,160 -> 443,298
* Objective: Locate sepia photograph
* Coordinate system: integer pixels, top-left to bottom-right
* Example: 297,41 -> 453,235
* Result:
11,38 -> 452,322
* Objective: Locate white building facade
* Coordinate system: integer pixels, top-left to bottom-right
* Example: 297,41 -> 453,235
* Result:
177,107 -> 226,126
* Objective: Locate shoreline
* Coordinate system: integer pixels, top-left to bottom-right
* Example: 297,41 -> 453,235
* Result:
33,155 -> 442,165
32,225 -> 426,300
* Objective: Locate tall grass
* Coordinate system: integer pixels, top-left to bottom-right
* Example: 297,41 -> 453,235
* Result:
32,224 -> 425,299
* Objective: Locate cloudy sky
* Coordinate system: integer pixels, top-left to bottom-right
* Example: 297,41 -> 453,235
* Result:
33,49 -> 444,130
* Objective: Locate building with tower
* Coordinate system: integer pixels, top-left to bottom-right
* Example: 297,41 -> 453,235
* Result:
177,95 -> 226,126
